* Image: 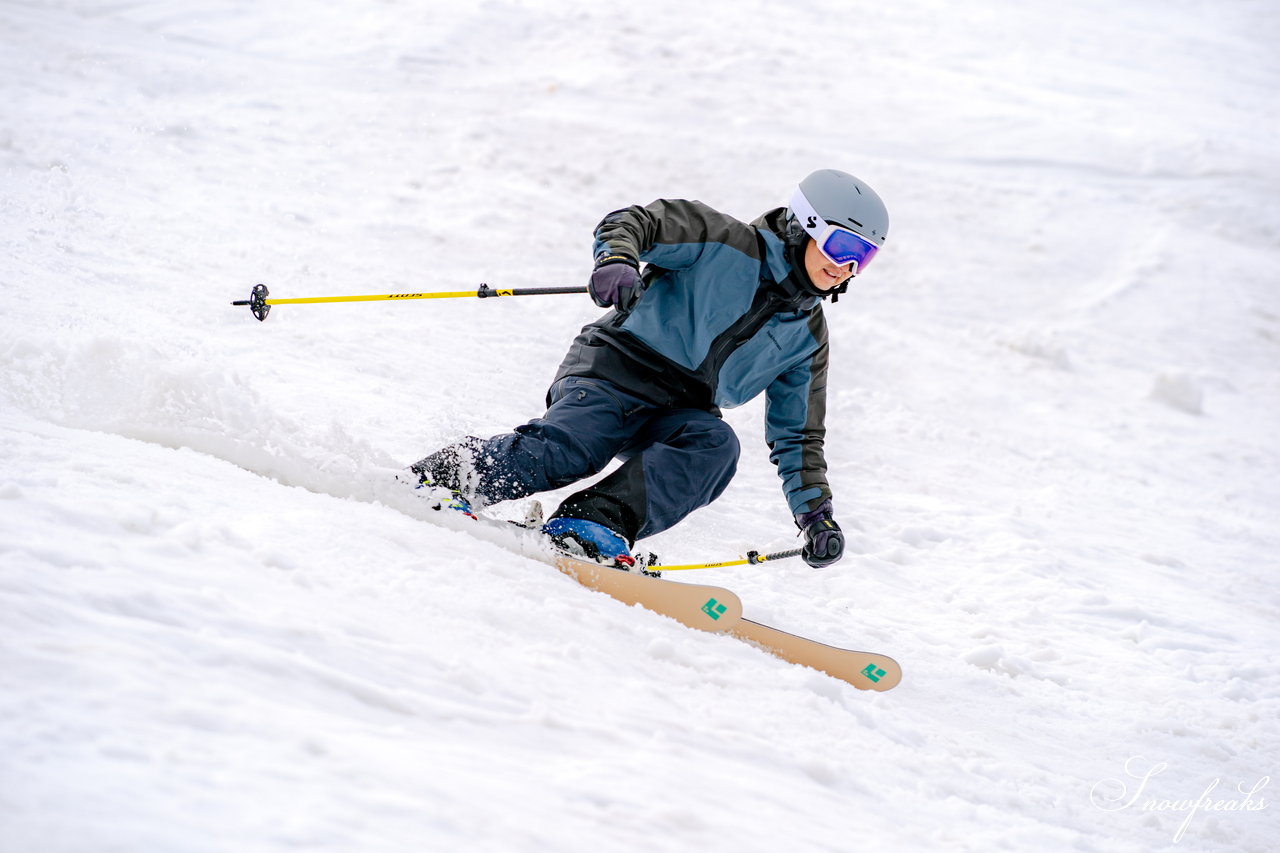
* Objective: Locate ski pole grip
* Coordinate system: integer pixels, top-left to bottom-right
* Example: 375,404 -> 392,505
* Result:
477,284 -> 588,298
748,548 -> 804,564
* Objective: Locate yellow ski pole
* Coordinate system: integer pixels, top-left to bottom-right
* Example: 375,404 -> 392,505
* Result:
655,547 -> 804,571
231,282 -> 588,322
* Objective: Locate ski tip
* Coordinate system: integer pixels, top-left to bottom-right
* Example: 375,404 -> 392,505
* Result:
858,658 -> 902,691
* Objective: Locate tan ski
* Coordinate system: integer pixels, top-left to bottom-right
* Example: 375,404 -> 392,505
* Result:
398,483 -> 896,687
527,546 -> 744,634
730,618 -> 902,691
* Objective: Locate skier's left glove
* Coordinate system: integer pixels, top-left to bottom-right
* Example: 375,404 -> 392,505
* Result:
589,255 -> 643,313
795,499 -> 844,568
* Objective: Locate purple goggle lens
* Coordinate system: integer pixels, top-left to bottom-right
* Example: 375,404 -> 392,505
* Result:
821,227 -> 879,271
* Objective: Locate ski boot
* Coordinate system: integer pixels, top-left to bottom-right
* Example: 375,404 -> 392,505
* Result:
541,517 -> 637,571
405,440 -> 487,518
397,468 -> 476,518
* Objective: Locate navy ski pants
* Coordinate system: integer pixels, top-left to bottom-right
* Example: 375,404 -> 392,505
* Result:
468,376 -> 740,543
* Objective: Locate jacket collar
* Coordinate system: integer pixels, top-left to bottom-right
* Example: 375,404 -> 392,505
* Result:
749,211 -> 818,309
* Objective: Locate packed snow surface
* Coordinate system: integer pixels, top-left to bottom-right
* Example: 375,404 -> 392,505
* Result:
2,1 -> 1278,851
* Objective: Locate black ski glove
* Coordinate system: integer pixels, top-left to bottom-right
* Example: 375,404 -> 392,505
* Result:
795,499 -> 844,568
589,255 -> 643,312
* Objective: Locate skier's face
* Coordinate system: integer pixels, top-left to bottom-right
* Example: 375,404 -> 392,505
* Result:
804,239 -> 855,291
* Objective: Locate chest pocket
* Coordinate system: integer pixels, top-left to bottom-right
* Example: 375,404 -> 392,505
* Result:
715,314 -> 815,408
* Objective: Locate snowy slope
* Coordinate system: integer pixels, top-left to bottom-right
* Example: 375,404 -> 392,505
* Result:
2,1 -> 1278,851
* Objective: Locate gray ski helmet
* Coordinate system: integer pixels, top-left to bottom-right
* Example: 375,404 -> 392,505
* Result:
789,169 -> 889,269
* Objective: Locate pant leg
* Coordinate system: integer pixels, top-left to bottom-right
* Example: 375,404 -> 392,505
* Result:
551,408 -> 740,542
413,377 -> 645,505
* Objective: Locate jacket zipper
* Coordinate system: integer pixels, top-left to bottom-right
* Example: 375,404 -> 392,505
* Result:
699,289 -> 797,389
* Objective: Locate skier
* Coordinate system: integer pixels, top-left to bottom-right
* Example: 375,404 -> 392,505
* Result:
410,169 -> 889,570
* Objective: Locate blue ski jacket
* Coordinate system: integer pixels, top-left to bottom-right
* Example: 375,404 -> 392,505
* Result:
551,199 -> 831,515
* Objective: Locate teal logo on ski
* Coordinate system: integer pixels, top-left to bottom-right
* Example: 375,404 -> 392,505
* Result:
701,598 -> 728,620
861,664 -> 886,683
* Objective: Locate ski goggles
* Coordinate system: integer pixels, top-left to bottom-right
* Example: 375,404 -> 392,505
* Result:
790,188 -> 881,273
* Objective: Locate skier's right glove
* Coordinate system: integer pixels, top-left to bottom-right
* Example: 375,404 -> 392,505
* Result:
589,255 -> 643,313
795,499 -> 844,568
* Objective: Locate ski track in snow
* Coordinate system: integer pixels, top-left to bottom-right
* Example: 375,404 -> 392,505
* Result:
2,1 -> 1279,851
